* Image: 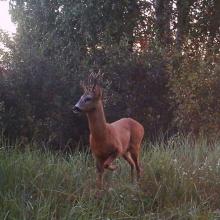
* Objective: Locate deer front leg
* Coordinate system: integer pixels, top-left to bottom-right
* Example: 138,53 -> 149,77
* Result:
96,160 -> 105,189
95,151 -> 118,189
107,163 -> 117,171
103,151 -> 118,170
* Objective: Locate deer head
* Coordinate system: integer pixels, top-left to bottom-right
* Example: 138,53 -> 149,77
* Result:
73,71 -> 103,113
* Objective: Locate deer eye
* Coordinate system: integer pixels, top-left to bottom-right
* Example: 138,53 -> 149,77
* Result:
84,97 -> 92,102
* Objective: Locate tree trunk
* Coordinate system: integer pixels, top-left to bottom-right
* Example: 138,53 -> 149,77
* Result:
155,0 -> 173,48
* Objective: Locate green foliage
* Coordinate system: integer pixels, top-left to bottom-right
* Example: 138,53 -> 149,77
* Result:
101,44 -> 172,137
0,0 -> 220,143
1,136 -> 220,219
170,54 -> 220,135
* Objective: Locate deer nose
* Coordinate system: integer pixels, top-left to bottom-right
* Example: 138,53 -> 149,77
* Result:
72,106 -> 82,113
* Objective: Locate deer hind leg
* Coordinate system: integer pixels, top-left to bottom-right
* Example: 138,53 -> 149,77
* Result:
123,152 -> 135,183
129,145 -> 142,181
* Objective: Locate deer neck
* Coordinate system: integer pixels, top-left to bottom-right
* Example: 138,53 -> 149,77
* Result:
86,100 -> 107,140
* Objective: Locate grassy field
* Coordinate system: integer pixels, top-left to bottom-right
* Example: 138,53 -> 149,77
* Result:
1,136 -> 220,220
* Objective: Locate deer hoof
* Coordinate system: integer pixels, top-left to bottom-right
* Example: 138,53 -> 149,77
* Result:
107,164 -> 117,171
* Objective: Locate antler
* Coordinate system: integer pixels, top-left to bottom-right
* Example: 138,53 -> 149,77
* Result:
82,70 -> 103,92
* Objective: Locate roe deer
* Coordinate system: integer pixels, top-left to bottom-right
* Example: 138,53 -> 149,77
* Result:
73,73 -> 144,189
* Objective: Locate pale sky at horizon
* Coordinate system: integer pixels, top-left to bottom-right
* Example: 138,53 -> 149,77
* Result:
0,0 -> 16,34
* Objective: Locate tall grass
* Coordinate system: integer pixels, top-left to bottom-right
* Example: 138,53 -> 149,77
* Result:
1,135 -> 220,219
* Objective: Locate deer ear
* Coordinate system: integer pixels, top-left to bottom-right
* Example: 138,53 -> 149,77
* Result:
93,84 -> 102,98
80,80 -> 86,91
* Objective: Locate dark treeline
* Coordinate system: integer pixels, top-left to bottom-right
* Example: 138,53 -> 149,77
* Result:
0,0 -> 220,148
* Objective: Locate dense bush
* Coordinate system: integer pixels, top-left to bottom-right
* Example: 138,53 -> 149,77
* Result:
170,54 -> 220,136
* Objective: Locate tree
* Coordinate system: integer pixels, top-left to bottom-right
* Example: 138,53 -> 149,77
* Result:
0,0 -> 220,145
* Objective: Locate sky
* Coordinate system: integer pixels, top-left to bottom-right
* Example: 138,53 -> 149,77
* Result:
0,0 -> 16,34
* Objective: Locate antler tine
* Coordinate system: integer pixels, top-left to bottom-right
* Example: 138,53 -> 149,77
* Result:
92,69 -> 104,89
92,71 -> 98,90
85,69 -> 104,91
95,69 -> 102,79
88,71 -> 95,87
93,69 -> 104,83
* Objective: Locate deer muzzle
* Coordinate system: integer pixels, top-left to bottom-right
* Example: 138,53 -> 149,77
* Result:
72,105 -> 82,113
